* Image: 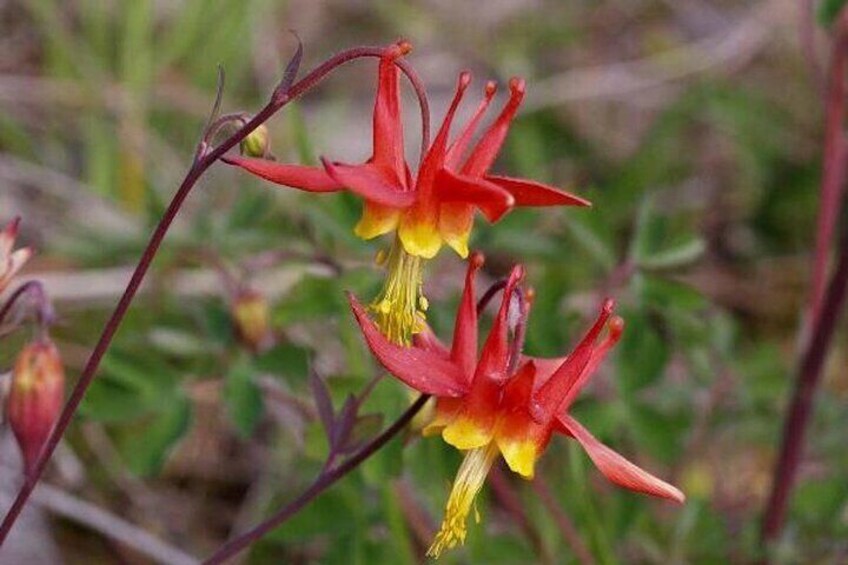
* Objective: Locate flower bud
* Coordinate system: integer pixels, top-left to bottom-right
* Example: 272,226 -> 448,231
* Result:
7,339 -> 65,476
406,388 -> 436,433
232,289 -> 273,352
239,124 -> 271,158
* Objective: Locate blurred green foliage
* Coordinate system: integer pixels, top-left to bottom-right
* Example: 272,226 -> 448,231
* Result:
2,0 -> 846,563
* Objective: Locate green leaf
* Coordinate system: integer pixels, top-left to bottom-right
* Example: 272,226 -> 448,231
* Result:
361,434 -> 404,485
275,275 -> 345,325
616,308 -> 669,394
818,0 -> 848,26
254,342 -> 310,379
627,404 -> 688,463
266,484 -> 358,542
638,237 -> 706,271
81,349 -> 180,423
224,354 -> 264,437
639,275 -> 708,312
116,394 -> 191,476
80,378 -> 153,423
200,301 -> 236,346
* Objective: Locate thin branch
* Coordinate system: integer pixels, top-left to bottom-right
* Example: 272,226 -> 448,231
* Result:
28,263 -> 334,306
202,394 -> 430,564
761,229 -> 848,544
476,279 -> 507,315
21,478 -> 199,565
810,20 -> 848,327
0,281 -> 39,327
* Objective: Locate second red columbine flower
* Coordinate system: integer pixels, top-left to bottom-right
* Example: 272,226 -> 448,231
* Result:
348,253 -> 684,557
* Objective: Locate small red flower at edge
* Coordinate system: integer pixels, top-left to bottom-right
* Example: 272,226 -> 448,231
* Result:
0,217 -> 33,295
224,41 -> 589,260
348,253 -> 685,557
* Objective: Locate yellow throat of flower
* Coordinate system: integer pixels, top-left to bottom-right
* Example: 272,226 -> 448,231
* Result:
427,443 -> 499,558
371,237 -> 428,346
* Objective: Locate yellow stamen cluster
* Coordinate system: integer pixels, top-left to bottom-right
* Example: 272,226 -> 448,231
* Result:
371,237 -> 427,345
427,443 -> 499,558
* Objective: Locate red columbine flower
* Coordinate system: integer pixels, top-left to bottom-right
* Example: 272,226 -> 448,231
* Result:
0,217 -> 32,295
348,253 -> 684,557
225,42 -> 588,345
7,339 -> 65,476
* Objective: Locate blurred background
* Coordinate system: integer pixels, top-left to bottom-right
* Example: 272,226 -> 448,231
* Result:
1,0 -> 846,563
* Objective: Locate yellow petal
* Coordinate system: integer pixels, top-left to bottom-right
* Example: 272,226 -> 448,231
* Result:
354,202 -> 400,240
442,416 -> 493,451
398,214 -> 442,259
439,203 -> 473,258
496,436 -> 539,479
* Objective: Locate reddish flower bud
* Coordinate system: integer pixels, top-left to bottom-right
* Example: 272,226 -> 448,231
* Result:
7,340 -> 65,476
232,289 -> 273,353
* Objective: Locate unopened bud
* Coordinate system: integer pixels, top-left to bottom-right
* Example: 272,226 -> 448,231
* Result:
408,391 -> 436,433
396,39 -> 413,56
232,289 -> 273,352
239,124 -> 271,158
7,339 -> 65,476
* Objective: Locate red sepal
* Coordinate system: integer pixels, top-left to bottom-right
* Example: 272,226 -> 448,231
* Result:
473,265 -> 524,385
223,156 -> 342,192
348,293 -> 467,397
486,175 -> 591,208
534,299 -> 614,418
450,252 -> 484,382
322,160 -> 415,208
557,414 -> 685,503
436,169 -> 515,222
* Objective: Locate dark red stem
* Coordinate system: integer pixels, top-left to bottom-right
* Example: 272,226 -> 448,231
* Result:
0,42 -> 430,547
761,229 -> 848,544
203,394 -> 430,564
476,279 -> 507,315
810,24 -> 848,325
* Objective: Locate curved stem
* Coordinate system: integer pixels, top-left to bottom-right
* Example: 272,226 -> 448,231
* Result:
0,280 -> 53,332
761,229 -> 848,545
203,394 -> 430,564
476,279 -> 507,315
0,281 -> 39,326
0,42 -> 428,547
507,289 -> 529,375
